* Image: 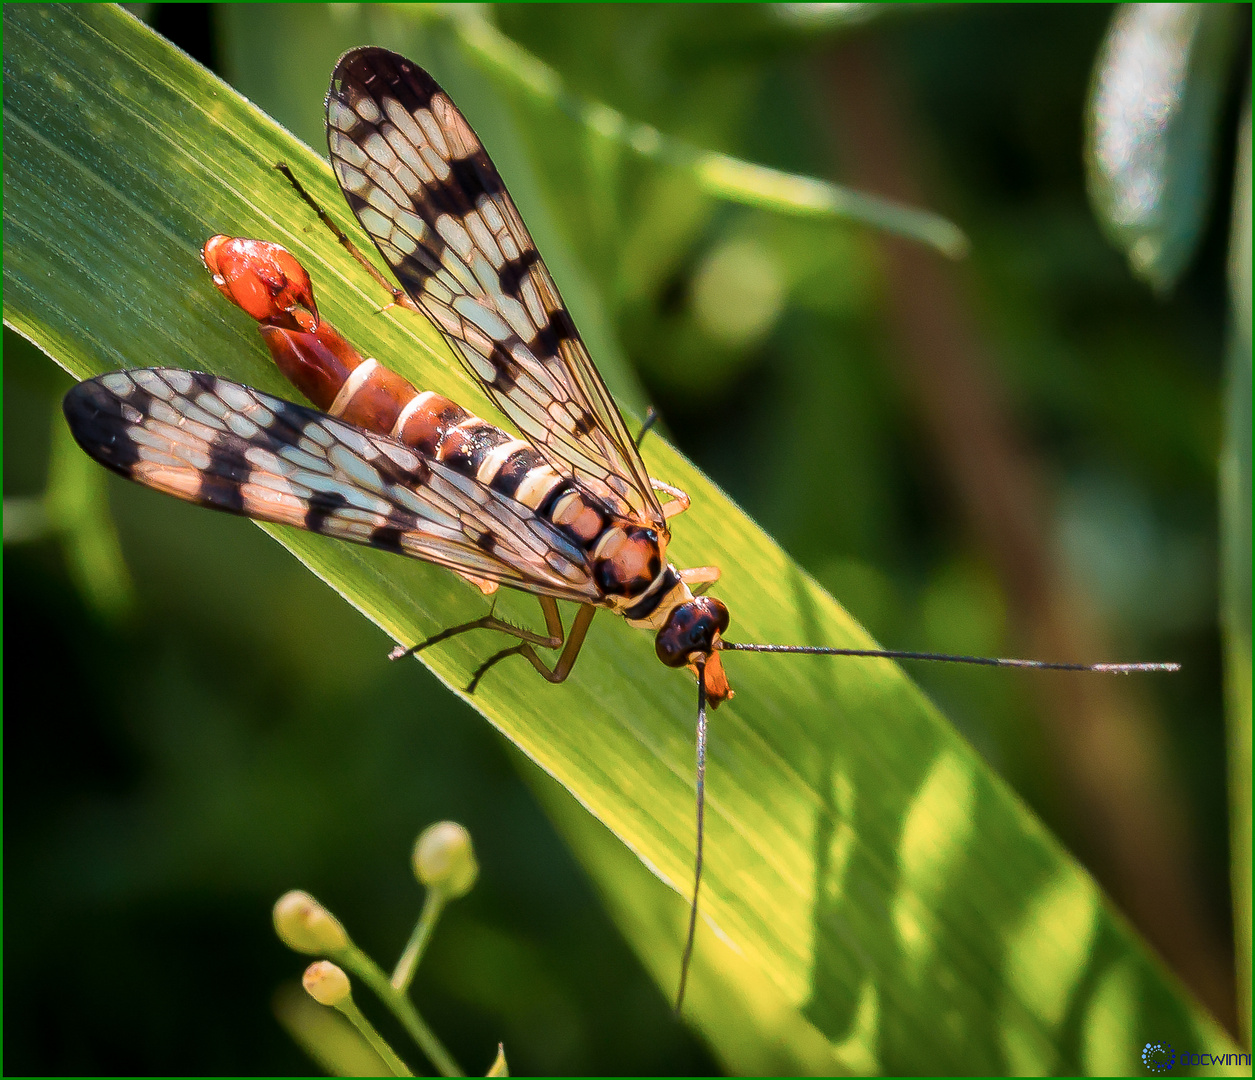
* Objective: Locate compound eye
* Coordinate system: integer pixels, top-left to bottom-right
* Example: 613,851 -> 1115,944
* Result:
703,597 -> 730,635
656,634 -> 683,667
655,623 -> 695,667
654,598 -> 730,668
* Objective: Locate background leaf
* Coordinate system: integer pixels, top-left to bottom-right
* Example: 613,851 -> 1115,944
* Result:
1221,96 -> 1252,1047
1086,3 -> 1242,292
4,4 -> 1243,1074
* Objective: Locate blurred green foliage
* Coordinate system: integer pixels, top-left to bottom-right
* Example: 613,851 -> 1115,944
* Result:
1220,89 -> 1252,1046
4,3 -> 1247,1075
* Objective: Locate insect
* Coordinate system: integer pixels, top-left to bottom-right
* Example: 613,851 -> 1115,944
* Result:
63,47 -> 1178,1014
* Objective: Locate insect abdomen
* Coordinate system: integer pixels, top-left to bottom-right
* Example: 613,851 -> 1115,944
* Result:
300,322 -> 625,555
204,236 -> 631,552
264,316 -> 547,498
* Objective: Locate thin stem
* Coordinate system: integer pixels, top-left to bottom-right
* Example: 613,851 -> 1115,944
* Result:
392,888 -> 447,993
720,642 -> 1180,673
339,944 -> 465,1077
336,996 -> 416,1077
675,661 -> 708,1016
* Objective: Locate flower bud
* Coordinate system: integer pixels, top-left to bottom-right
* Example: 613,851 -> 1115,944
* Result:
487,1043 -> 509,1076
412,821 -> 478,898
273,890 -> 349,955
302,960 -> 351,1007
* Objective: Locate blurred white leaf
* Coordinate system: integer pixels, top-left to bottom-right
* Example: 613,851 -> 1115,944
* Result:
1086,3 -> 1241,292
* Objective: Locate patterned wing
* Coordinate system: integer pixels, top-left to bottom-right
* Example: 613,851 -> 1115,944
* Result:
324,47 -> 664,528
63,369 -> 602,604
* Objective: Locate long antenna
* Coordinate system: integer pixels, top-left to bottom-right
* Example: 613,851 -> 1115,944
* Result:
675,660 -> 709,1016
719,642 -> 1179,674
672,644 -> 1176,1014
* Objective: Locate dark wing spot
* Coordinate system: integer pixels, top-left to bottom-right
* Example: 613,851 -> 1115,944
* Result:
475,530 -> 497,553
197,437 -> 248,514
62,378 -> 148,478
381,59 -> 438,113
572,410 -> 596,437
266,398 -> 320,444
450,155 -> 504,204
530,308 -> 577,360
497,249 -> 540,299
305,489 -> 350,534
370,443 -> 433,489
332,48 -> 437,117
370,525 -> 408,553
343,189 -> 446,289
488,345 -> 520,392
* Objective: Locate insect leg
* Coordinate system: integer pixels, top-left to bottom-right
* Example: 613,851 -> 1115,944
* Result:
679,565 -> 721,596
275,162 -> 422,316
652,479 -> 692,520
466,602 -> 598,692
680,566 -> 721,585
388,603 -> 564,662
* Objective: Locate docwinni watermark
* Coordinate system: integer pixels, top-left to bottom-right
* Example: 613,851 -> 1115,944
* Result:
1143,1042 -> 1251,1072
